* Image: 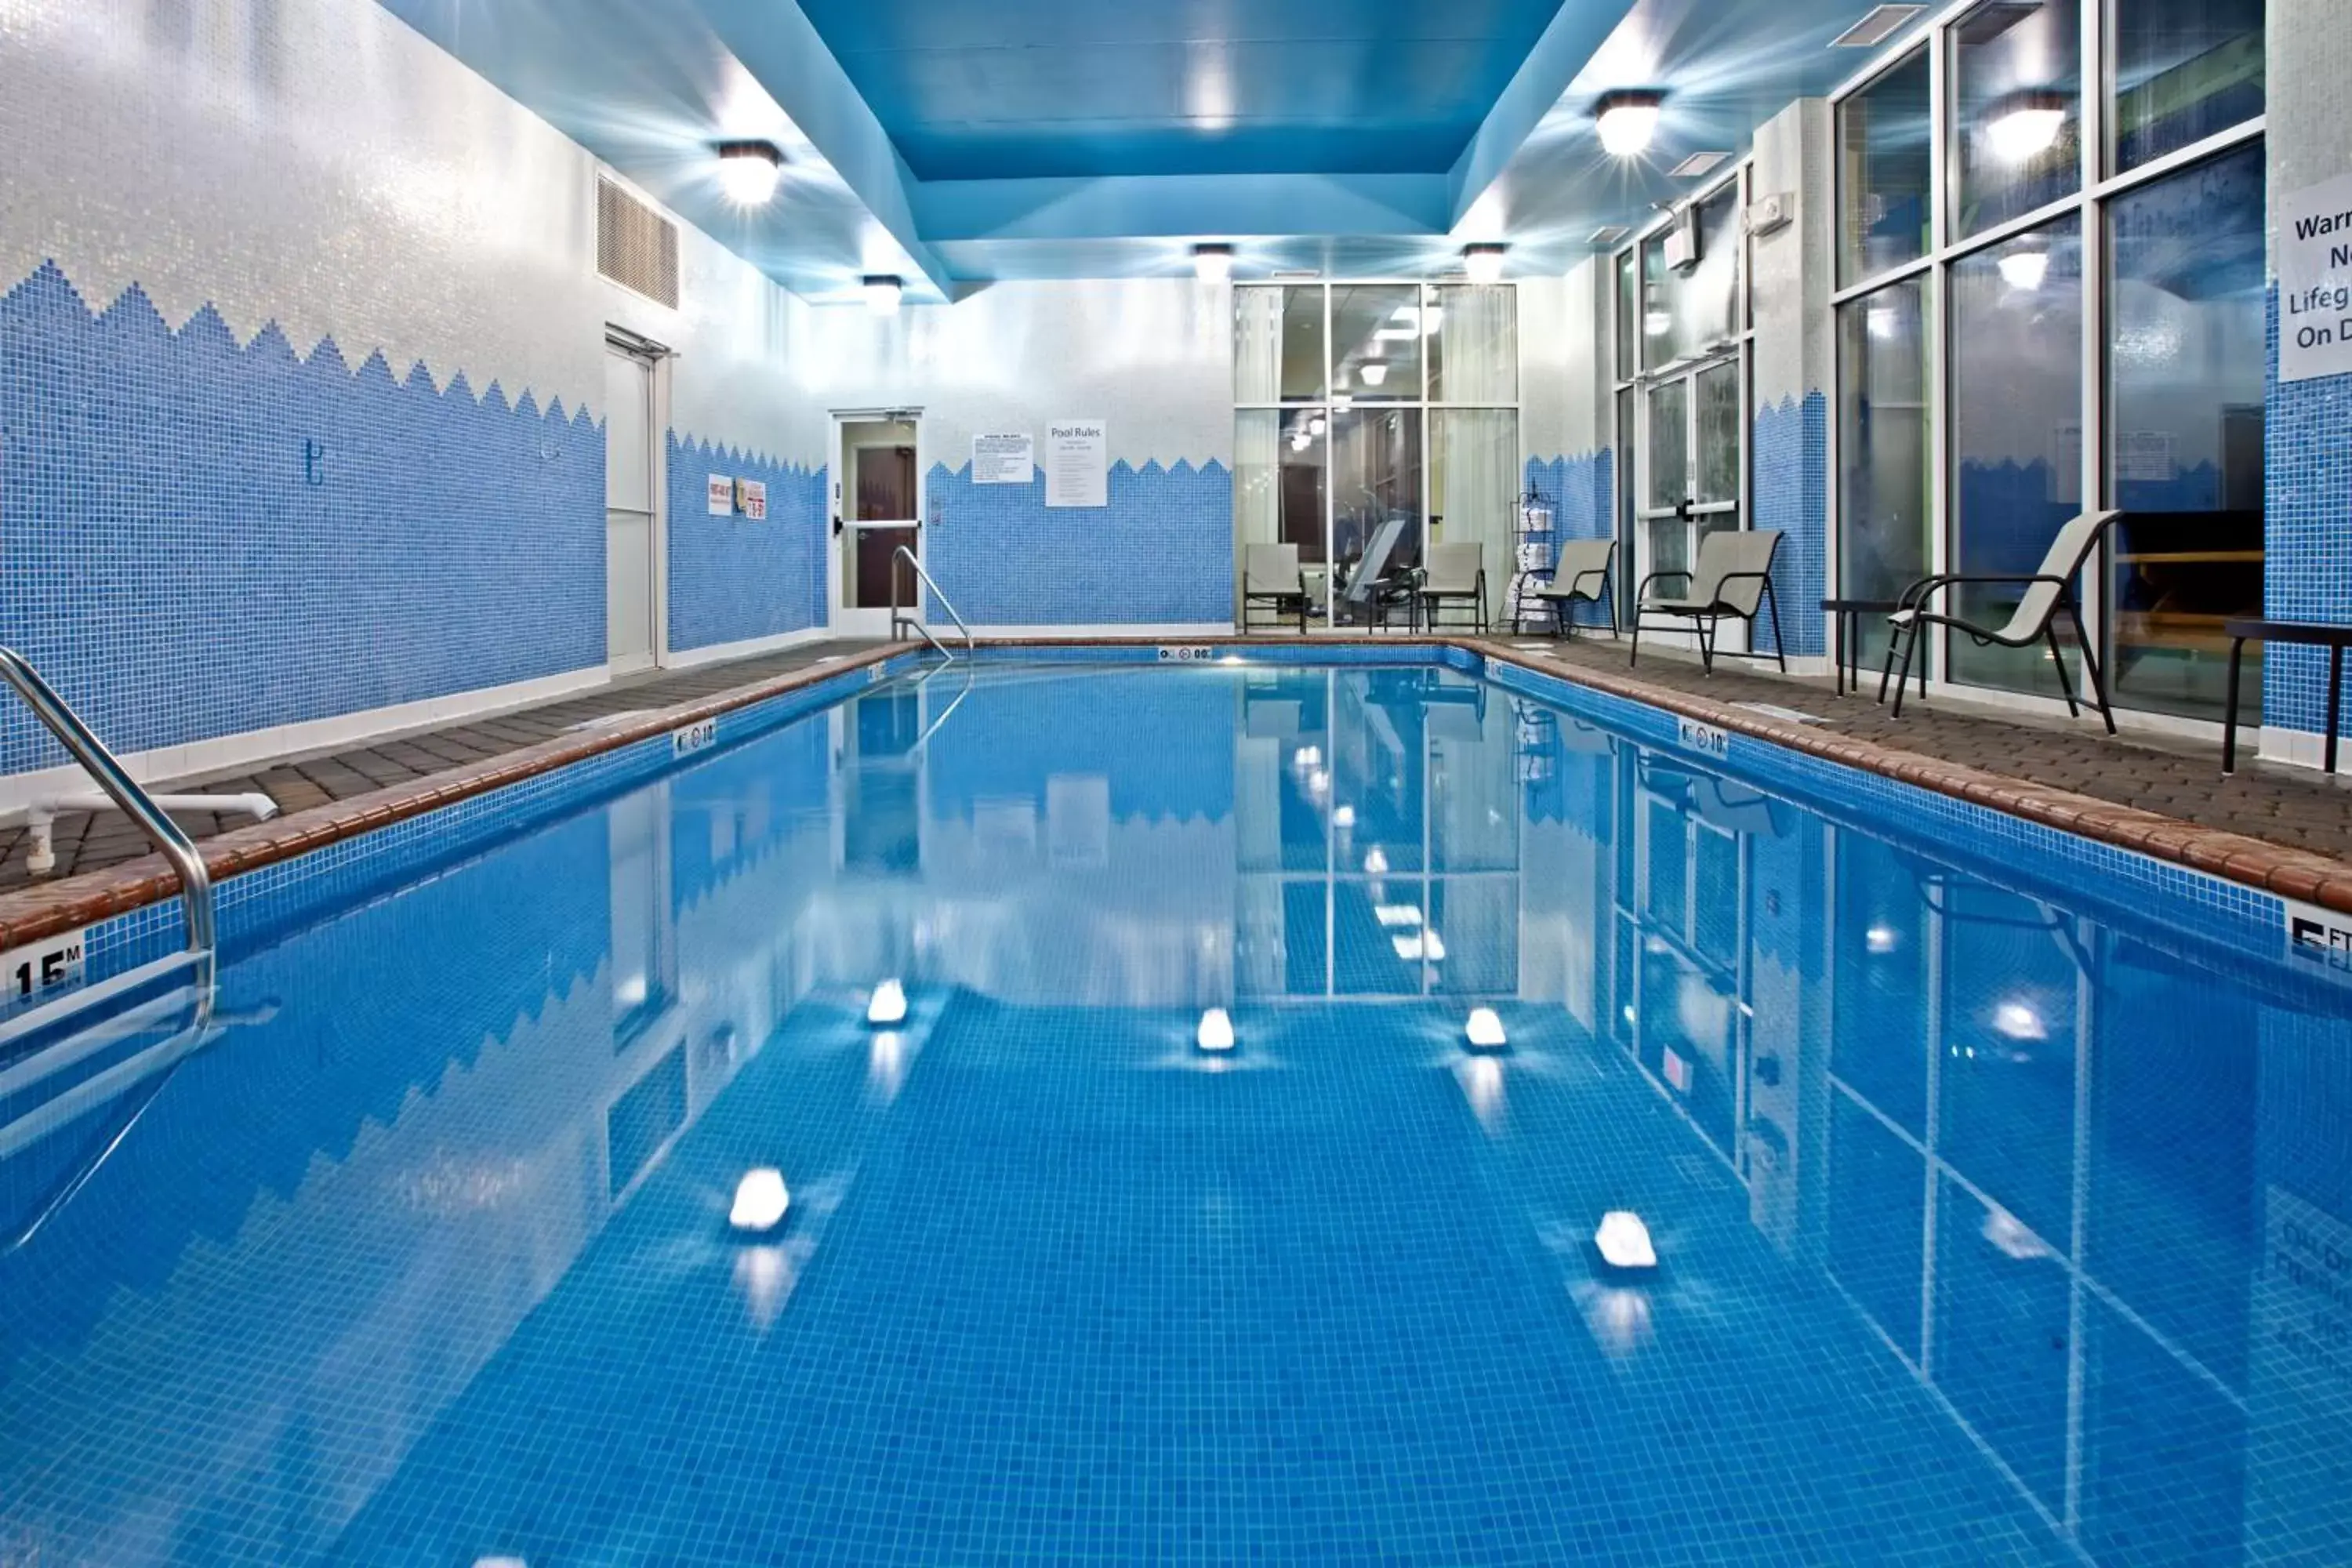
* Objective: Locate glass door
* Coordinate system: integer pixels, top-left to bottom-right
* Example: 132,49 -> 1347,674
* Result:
1635,356 -> 1744,648
833,416 -> 923,637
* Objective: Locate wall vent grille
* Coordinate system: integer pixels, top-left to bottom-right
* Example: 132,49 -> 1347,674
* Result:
597,178 -> 680,308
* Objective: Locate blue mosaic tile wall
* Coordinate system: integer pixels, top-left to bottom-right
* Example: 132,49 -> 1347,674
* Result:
0,261 -> 604,775
1754,391 -> 1828,657
2263,288 -> 2352,740
666,435 -> 827,652
924,459 -> 1232,626
1523,450 -> 1613,628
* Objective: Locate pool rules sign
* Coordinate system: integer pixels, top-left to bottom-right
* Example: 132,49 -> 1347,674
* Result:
2281,172 -> 2352,382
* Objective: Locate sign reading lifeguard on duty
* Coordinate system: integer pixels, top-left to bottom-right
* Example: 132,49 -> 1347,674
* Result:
2281,172 -> 2352,383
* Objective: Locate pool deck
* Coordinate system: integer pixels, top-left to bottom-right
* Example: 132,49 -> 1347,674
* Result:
2,630 -> 2350,953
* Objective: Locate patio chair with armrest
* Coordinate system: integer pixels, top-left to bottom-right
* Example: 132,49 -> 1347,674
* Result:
1630,528 -> 1786,675
1876,509 -> 2122,732
1535,539 -> 1618,638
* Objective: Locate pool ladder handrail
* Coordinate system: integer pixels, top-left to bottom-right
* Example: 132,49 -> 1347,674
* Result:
887,545 -> 975,662
0,645 -> 215,953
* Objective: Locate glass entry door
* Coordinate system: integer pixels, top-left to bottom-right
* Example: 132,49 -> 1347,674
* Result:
833,416 -> 923,637
1635,357 -> 1744,648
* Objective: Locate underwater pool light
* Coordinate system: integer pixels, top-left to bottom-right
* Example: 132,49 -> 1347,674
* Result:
1464,1007 -> 1507,1051
1332,804 -> 1357,828
867,978 -> 908,1026
729,1168 -> 790,1232
1196,1007 -> 1236,1053
1594,1210 -> 1657,1270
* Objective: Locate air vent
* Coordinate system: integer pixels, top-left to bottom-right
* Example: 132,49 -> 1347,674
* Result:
1269,268 -> 1322,281
1588,225 -> 1632,246
1831,3 -> 1926,45
597,178 -> 680,308
1668,151 -> 1730,178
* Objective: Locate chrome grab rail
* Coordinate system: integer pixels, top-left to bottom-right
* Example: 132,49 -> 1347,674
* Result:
888,545 -> 975,660
0,647 -> 214,952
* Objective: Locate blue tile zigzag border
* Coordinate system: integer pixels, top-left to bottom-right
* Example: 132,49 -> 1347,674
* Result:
0,260 -> 604,775
666,435 -> 828,651
1753,390 -> 1828,657
1523,450 -> 1614,626
924,458 -> 1233,625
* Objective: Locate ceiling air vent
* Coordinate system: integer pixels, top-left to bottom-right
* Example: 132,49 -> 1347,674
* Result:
1831,4 -> 1926,46
1588,225 -> 1632,246
1668,151 -> 1730,178
597,177 -> 680,309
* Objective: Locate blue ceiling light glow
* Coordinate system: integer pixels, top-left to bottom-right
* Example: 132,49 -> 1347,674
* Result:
1594,89 -> 1664,156
1190,243 -> 1235,283
716,140 -> 784,205
1462,242 -> 1508,282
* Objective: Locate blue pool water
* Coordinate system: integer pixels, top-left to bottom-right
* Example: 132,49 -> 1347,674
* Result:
3,659 -> 2350,1566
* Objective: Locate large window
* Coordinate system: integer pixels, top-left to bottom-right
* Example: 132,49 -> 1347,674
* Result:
2104,142 -> 2266,720
1831,0 -> 2261,718
1234,282 -> 1518,627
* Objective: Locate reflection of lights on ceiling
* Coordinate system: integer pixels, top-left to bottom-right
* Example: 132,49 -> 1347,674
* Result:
1997,248 -> 2049,292
615,973 -> 649,1008
1595,1210 -> 1657,1270
1331,394 -> 1354,411
476,1557 -> 531,1568
1622,1004 -> 1638,1025
1595,90 -> 1664,157
1196,1007 -> 1236,1053
869,1030 -> 906,1100
716,140 -> 783,205
862,274 -> 904,314
1993,1000 -> 2046,1040
1362,848 -> 1389,875
1392,930 -> 1447,961
1464,1006 -> 1507,1051
1308,416 -> 1327,436
1374,326 -> 1418,342
1190,243 -> 1234,283
1865,925 -> 1900,953
1333,804 -> 1356,827
730,1168 -> 790,1232
1461,243 -> 1508,285
1390,306 -> 1418,323
1359,363 -> 1389,386
1460,1054 -> 1505,1129
1866,307 -> 1899,340
866,978 -> 908,1026
1294,746 -> 1322,769
1308,768 -> 1330,795
1984,91 -> 2067,163
1373,902 -> 1422,928
1645,309 -> 1673,336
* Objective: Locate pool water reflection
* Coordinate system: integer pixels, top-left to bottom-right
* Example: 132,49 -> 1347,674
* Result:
0,662 -> 2345,1565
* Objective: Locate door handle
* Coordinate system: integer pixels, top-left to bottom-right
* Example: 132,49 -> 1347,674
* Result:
832,514 -> 844,537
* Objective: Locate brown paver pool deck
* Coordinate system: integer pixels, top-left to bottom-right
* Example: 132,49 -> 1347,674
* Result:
2,632 -> 2350,955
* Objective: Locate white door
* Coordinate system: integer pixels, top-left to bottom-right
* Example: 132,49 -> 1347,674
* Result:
830,415 -> 923,638
604,345 -> 658,673
1635,355 -> 1745,653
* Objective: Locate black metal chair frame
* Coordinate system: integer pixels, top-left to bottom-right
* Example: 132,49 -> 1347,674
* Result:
1541,549 -> 1619,639
1875,517 -> 2121,734
1629,554 -> 1787,674
1242,567 -> 1310,633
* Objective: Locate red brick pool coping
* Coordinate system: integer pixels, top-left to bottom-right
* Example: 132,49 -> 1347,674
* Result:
1,634 -> 2343,956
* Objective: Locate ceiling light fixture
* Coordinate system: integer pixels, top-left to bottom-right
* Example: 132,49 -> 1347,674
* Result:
1191,242 -> 1235,284
1595,90 -> 1665,158
862,274 -> 904,315
1359,363 -> 1389,386
1984,89 -> 2067,163
1461,243 -> 1508,285
716,140 -> 785,205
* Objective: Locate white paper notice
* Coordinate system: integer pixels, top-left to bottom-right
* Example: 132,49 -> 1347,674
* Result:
737,478 -> 768,521
707,474 -> 733,516
1045,420 -> 1108,509
2281,172 -> 2352,383
973,433 -> 1034,485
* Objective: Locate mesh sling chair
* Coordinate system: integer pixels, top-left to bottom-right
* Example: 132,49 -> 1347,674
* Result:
1535,539 -> 1618,638
1876,510 -> 2122,733
1630,528 -> 1787,674
1417,543 -> 1487,632
1242,543 -> 1309,633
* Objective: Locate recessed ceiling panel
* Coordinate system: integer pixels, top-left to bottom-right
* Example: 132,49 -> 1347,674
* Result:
797,0 -> 1576,180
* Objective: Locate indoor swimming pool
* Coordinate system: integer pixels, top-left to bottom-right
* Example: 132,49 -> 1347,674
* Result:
2,654 -> 2347,1566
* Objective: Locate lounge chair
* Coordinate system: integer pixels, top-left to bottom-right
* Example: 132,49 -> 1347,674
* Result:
1417,543 -> 1487,632
1877,510 -> 2122,732
1535,539 -> 1617,638
1242,543 -> 1309,633
1630,529 -> 1787,674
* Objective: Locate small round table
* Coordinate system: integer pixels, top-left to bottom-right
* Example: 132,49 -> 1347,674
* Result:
1820,598 -> 1903,697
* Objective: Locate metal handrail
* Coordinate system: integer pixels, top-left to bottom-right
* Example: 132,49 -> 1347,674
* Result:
888,545 -> 975,659
0,647 -> 214,952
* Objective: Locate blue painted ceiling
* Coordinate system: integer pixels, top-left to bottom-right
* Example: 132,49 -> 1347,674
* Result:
796,0 -> 1575,180
377,0 -> 1917,300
